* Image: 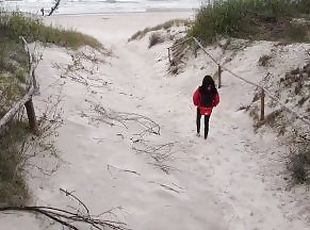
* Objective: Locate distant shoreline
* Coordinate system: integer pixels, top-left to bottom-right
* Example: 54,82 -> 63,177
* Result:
45,7 -> 197,17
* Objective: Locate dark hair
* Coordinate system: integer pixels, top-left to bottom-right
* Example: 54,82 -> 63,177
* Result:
200,75 -> 216,92
199,75 -> 217,107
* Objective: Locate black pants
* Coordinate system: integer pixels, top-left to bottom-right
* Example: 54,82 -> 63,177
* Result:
196,108 -> 210,139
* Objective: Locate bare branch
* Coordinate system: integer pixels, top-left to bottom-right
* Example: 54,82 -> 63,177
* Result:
0,190 -> 130,230
48,0 -> 61,16
132,142 -> 177,174
60,188 -> 90,215
83,101 -> 161,138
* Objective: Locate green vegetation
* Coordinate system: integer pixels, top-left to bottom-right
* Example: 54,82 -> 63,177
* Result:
189,0 -> 310,44
293,0 -> 310,15
0,39 -> 28,117
129,19 -> 191,41
0,11 -> 99,206
0,121 -> 30,206
289,133 -> 310,185
250,63 -> 310,185
0,12 -> 102,49
0,37 -> 29,205
0,11 -> 103,115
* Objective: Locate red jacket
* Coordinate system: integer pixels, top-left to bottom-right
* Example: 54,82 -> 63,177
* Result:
193,88 -> 220,115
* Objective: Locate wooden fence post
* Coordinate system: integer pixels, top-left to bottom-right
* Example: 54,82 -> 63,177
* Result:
193,42 -> 198,58
25,99 -> 38,133
218,65 -> 222,88
167,48 -> 171,64
260,88 -> 265,121
32,69 -> 39,94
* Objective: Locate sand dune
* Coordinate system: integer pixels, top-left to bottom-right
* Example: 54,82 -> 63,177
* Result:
1,11 -> 309,230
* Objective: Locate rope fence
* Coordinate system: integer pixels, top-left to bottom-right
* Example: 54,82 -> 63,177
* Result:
169,36 -> 310,126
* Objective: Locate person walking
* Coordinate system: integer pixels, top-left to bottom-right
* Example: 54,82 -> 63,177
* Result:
193,75 -> 220,139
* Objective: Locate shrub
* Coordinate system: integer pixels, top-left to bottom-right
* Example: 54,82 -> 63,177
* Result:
288,133 -> 310,184
284,22 -> 309,42
0,121 -> 30,206
293,0 -> 310,14
258,54 -> 272,67
189,0 -> 308,44
0,39 -> 28,115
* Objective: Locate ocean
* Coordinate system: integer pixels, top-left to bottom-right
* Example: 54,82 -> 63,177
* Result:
1,0 -> 208,15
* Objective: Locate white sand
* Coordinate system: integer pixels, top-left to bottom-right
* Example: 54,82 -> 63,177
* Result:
1,11 -> 310,230
44,11 -> 194,44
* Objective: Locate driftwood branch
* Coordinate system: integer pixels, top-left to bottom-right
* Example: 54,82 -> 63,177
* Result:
20,36 -> 36,89
60,188 -> 90,215
48,0 -> 61,16
0,36 -> 39,134
0,87 -> 34,132
0,189 -> 130,230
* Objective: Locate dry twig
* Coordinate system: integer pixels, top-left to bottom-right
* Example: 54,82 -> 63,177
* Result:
0,189 -> 130,230
53,48 -> 110,91
83,101 -> 160,137
48,0 -> 61,16
132,142 -> 176,174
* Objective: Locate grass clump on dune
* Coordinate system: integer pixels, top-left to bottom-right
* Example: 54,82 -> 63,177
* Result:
0,39 -> 29,116
129,19 -> 191,41
0,12 -> 102,49
189,0 -> 310,44
0,11 -> 103,114
0,10 -> 102,207
0,121 -> 30,207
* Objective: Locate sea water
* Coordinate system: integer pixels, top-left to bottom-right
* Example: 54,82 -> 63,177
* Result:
1,0 -> 209,15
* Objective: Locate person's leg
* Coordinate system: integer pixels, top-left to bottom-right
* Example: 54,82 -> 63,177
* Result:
204,115 -> 210,139
196,107 -> 201,135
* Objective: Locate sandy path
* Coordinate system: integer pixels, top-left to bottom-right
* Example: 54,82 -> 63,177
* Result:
97,38 -> 228,230
100,36 -> 308,230
1,12 -> 309,230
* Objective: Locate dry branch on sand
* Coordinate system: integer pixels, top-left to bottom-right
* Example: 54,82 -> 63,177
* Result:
52,48 -> 111,90
0,188 -> 129,230
21,89 -> 64,177
81,100 -> 179,174
82,101 -> 160,138
132,142 -> 176,174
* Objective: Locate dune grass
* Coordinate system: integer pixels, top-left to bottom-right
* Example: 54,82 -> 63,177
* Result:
0,12 -> 102,49
0,38 -> 29,116
0,121 -> 30,206
0,11 -> 103,114
129,19 -> 191,41
189,0 -> 310,44
0,11 -> 103,207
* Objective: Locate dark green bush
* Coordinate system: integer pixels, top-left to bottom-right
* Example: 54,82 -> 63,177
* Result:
293,0 -> 310,14
189,0 -> 309,44
0,121 -> 30,206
